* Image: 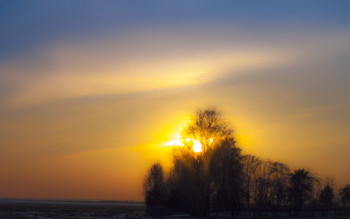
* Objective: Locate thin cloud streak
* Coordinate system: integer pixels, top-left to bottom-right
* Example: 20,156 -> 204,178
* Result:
1,27 -> 350,109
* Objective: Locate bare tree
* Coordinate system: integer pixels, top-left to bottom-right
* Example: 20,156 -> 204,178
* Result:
143,162 -> 166,216
184,108 -> 232,154
251,160 -> 273,211
269,162 -> 291,210
242,155 -> 262,209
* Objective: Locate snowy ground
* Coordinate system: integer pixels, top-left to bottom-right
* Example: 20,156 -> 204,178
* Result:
1,199 -> 350,219
0,198 -> 145,218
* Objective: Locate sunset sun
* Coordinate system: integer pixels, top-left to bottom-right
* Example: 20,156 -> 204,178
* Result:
166,137 -> 203,153
192,140 -> 202,153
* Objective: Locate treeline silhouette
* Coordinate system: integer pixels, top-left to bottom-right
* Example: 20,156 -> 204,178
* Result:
143,108 -> 350,217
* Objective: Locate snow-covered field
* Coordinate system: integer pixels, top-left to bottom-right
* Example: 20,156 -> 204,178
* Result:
1,199 -> 350,219
0,199 -> 145,218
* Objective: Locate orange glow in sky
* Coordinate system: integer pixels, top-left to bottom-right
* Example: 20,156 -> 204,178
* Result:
1,1 -> 350,202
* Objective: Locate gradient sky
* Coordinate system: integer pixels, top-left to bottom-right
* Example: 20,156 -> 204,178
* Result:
1,1 -> 350,201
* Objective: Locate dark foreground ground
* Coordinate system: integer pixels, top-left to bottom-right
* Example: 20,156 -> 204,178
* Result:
0,198 -> 146,218
1,199 -> 350,219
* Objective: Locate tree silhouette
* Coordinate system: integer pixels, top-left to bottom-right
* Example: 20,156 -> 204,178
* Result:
319,184 -> 334,210
166,108 -> 242,216
142,108 -> 350,216
289,169 -> 317,210
251,160 -> 274,212
184,108 -> 232,154
143,162 -> 166,216
242,155 -> 262,209
209,137 -> 243,216
168,145 -> 206,215
269,162 -> 291,210
339,184 -> 350,208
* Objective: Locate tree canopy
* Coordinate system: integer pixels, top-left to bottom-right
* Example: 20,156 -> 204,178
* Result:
143,108 -> 350,217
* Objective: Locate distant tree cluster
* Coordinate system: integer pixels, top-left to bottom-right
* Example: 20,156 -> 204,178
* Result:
143,108 -> 350,217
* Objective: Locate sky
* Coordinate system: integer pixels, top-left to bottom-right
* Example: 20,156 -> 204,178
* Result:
1,1 -> 350,201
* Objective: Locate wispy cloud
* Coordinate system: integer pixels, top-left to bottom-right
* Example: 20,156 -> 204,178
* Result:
2,27 -> 350,109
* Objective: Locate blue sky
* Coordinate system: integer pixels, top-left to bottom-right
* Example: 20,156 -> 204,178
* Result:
1,1 -> 350,59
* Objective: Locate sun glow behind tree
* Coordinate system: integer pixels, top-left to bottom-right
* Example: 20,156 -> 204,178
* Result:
165,137 -> 202,153
192,139 -> 202,153
164,108 -> 227,154
165,133 -> 214,153
145,108 -> 243,216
